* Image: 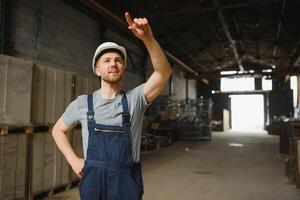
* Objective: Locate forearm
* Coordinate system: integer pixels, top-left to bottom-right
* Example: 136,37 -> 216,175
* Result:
125,12 -> 172,102
143,37 -> 172,75
52,128 -> 78,164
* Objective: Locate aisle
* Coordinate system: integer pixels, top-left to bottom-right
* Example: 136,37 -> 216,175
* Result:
45,131 -> 300,200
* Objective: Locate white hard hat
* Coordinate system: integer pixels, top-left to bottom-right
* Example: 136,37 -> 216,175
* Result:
92,42 -> 127,74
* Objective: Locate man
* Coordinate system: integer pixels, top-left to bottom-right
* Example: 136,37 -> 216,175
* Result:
52,12 -> 172,200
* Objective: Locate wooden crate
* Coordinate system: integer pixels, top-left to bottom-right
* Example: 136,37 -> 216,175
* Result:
75,72 -> 99,97
0,54 -> 33,125
268,122 -> 282,135
288,139 -> 296,184
295,139 -> 300,188
0,133 -> 27,200
31,64 -> 73,124
289,122 -> 300,137
287,136 -> 300,185
280,122 -> 290,154
32,132 -> 44,194
70,129 -> 84,182
278,121 -> 300,154
32,131 -> 71,194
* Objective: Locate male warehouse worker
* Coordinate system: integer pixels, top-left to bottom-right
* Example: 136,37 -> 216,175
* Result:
52,12 -> 172,200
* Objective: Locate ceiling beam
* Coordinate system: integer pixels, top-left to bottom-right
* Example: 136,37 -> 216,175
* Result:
166,38 -> 199,64
186,66 -> 300,80
164,50 -> 198,75
191,58 -> 274,71
147,0 -> 280,18
209,20 -> 226,51
212,0 -> 244,72
254,5 -> 260,59
156,17 -> 211,39
272,0 -> 286,57
232,15 -> 245,53
185,71 -> 275,81
147,7 -> 215,18
294,55 -> 300,67
189,31 -> 216,62
292,41 -> 300,67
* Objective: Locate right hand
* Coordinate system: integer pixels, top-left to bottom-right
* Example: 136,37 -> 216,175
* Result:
70,157 -> 85,178
125,12 -> 153,42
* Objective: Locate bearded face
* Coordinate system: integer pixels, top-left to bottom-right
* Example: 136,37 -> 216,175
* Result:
94,52 -> 125,84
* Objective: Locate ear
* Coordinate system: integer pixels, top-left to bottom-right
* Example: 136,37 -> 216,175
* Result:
95,66 -> 101,76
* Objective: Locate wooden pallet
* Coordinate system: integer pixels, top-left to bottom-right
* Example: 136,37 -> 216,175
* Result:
0,123 -> 57,136
0,124 -> 33,135
33,184 -> 72,200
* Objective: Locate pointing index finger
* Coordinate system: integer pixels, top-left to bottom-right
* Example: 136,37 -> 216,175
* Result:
125,12 -> 134,26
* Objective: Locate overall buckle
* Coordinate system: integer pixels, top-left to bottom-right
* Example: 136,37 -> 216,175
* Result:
87,111 -> 95,121
122,112 -> 130,125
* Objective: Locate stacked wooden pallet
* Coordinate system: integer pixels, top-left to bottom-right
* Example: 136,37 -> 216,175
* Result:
0,128 -> 28,200
0,54 -> 98,199
284,121 -> 300,189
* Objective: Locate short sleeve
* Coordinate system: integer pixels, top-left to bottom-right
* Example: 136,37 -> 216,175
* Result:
128,83 -> 151,112
60,99 -> 80,127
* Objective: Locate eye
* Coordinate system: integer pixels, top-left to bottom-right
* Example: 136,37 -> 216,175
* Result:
116,58 -> 123,64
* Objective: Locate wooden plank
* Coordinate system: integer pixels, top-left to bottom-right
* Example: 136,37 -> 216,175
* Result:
31,64 -> 47,124
54,134 -> 71,186
43,132 -> 55,190
15,134 -> 27,199
70,129 -> 83,181
32,131 -> 71,194
0,54 -> 33,125
0,135 -> 17,199
32,133 -> 45,194
75,72 -> 99,97
32,65 -> 73,124
295,139 -> 300,188
0,134 -> 27,200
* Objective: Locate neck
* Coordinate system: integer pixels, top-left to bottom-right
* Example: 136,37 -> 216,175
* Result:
99,80 -> 122,99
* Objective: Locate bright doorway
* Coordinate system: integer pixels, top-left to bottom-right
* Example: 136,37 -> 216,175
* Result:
230,94 -> 265,131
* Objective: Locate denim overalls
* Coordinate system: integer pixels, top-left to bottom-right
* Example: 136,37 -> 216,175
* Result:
79,94 -> 144,200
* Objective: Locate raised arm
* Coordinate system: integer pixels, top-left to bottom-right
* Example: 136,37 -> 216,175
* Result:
125,12 -> 173,103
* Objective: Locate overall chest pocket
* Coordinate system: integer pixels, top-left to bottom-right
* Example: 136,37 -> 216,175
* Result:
94,128 -> 126,135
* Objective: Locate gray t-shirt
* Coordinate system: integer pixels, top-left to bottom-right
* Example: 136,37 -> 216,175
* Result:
60,83 -> 149,162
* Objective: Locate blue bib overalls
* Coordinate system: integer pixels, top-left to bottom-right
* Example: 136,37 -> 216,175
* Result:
79,94 -> 144,200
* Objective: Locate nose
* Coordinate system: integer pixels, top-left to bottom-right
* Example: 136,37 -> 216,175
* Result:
109,60 -> 117,67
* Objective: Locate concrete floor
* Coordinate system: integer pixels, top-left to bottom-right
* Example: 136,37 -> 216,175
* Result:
45,131 -> 300,200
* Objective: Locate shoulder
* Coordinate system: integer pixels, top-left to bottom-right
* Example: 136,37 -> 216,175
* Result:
125,83 -> 150,109
76,94 -> 88,107
77,94 -> 88,101
126,83 -> 145,97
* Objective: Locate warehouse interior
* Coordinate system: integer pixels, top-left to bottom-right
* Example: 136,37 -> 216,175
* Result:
1,0 -> 300,199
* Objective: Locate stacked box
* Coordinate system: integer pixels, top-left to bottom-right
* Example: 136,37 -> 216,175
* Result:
75,73 -> 99,97
71,129 -> 84,181
0,134 -> 27,200
32,132 -> 71,194
0,54 -> 33,125
32,132 -> 44,194
31,64 -> 73,124
295,139 -> 300,188
284,122 -> 300,188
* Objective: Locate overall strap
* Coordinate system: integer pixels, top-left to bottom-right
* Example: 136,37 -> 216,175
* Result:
121,93 -> 134,162
86,94 -> 95,127
121,94 -> 130,127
